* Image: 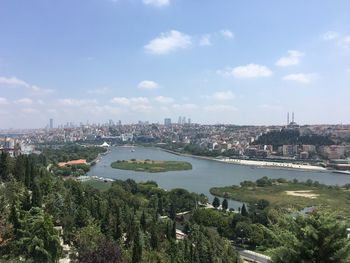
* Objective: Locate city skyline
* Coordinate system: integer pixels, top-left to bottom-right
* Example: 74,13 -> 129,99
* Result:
1,0 -> 350,128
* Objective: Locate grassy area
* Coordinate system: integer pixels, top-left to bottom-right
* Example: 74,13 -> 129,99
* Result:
83,179 -> 112,191
210,181 -> 350,220
111,159 -> 192,173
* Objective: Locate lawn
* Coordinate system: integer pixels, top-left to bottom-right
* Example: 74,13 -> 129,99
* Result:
83,179 -> 112,191
111,159 -> 192,173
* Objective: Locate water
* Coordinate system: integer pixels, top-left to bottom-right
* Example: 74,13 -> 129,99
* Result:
87,146 -> 350,210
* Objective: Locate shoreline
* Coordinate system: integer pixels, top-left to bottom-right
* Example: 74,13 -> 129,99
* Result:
158,148 -> 331,173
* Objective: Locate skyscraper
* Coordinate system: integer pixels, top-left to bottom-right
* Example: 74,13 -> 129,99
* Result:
164,118 -> 171,126
49,118 -> 53,129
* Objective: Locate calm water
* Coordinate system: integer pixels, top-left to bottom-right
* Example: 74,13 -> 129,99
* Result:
87,146 -> 350,209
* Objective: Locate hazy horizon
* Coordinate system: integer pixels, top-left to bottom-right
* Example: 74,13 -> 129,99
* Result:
1,0 -> 350,129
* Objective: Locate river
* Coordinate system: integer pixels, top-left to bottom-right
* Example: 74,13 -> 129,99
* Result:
87,146 -> 350,209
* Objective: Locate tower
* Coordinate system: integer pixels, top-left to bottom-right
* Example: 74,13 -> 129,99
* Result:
49,118 -> 53,129
292,112 -> 295,123
287,112 -> 289,125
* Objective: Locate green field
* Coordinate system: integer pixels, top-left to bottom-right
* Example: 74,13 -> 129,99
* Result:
111,159 -> 192,173
210,180 -> 350,220
83,179 -> 112,191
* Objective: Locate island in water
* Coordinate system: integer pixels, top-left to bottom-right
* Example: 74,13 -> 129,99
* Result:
111,159 -> 192,173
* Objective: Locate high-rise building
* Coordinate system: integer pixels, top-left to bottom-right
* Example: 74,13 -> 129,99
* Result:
178,116 -> 182,125
182,116 -> 186,125
188,118 -> 191,124
49,118 -> 53,129
164,118 -> 171,126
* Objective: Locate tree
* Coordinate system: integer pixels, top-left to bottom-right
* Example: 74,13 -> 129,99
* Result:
132,227 -> 142,263
31,182 -> 42,207
78,239 -> 126,263
241,204 -> 248,217
140,210 -> 146,232
0,152 -> 10,182
271,212 -> 350,263
212,197 -> 220,208
15,207 -> 61,262
222,199 -> 228,211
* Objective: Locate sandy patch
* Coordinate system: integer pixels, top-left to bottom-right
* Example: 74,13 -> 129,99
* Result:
285,190 -> 319,199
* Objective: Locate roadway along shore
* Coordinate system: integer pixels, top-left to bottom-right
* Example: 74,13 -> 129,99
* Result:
159,148 -> 328,172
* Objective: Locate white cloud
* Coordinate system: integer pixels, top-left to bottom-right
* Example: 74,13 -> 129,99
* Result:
87,87 -> 111,95
154,96 -> 174,103
172,103 -> 198,110
21,108 -> 39,114
212,91 -> 235,101
138,80 -> 159,90
219,64 -> 272,78
0,97 -> 9,105
0,76 -> 29,87
110,97 -> 130,105
282,73 -> 317,84
199,34 -> 212,46
110,97 -> 150,106
0,76 -> 54,94
340,36 -> 350,50
15,98 -> 33,105
144,30 -> 192,55
143,0 -> 169,7
276,50 -> 304,67
260,104 -> 282,110
322,31 -> 339,41
131,104 -> 153,112
203,105 -> 237,112
220,29 -> 234,39
58,98 -> 98,106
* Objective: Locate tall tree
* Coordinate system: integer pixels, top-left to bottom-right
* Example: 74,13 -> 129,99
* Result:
212,197 -> 220,209
0,152 -> 10,182
132,227 -> 142,263
222,199 -> 228,211
241,204 -> 248,217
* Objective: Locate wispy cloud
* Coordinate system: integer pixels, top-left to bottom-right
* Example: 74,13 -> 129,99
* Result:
282,73 -> 317,84
142,0 -> 169,7
276,50 -> 304,67
58,98 -> 98,106
199,34 -> 212,46
0,76 -> 54,95
144,30 -> 192,55
203,105 -> 237,112
137,80 -> 159,90
87,87 -> 111,95
218,64 -> 272,78
0,97 -> 9,105
321,31 -> 339,41
212,91 -> 235,101
110,97 -> 150,106
15,98 -> 33,105
154,96 -> 174,103
220,29 -> 234,39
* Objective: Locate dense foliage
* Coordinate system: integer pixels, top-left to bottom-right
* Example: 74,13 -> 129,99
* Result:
41,144 -> 107,163
111,159 -> 192,173
0,152 -> 241,262
254,129 -> 334,146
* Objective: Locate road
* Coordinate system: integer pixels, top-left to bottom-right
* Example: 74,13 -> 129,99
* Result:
236,248 -> 271,263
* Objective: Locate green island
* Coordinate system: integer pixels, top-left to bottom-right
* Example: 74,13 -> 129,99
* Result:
210,177 -> 350,220
111,159 -> 192,173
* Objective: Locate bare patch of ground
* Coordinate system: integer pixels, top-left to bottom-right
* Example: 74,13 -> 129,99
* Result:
285,190 -> 319,199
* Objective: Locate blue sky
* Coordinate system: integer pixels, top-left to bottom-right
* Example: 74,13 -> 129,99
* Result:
0,0 -> 350,128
